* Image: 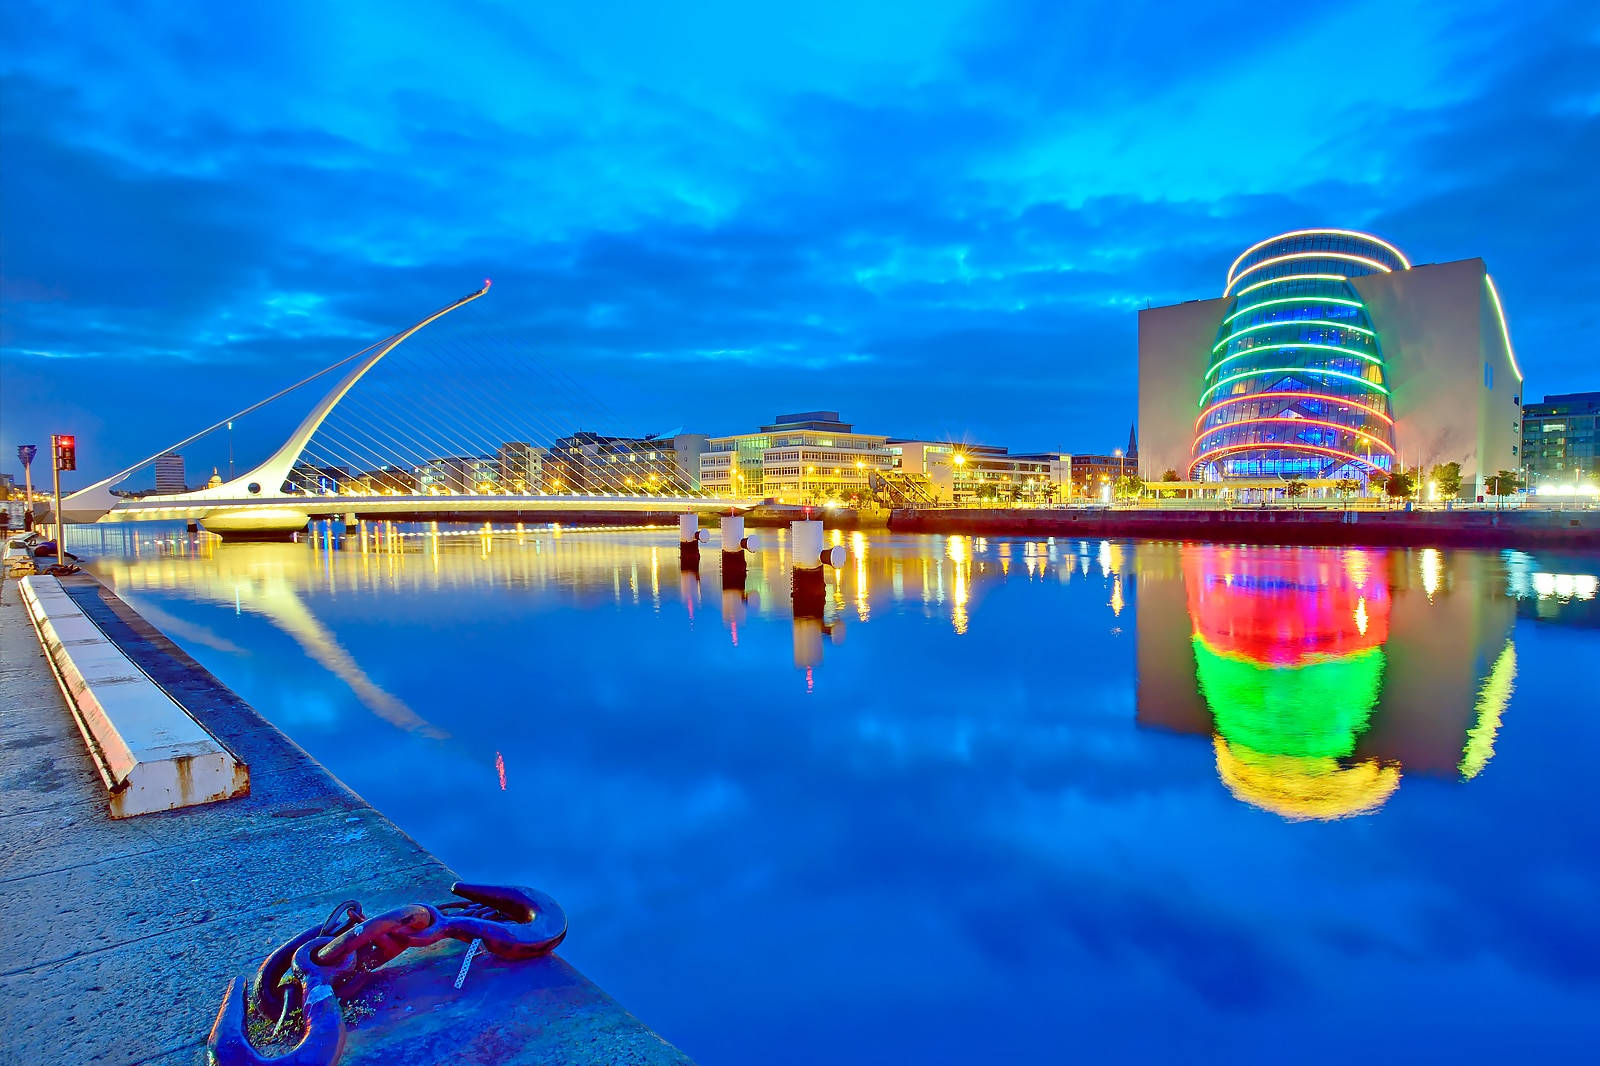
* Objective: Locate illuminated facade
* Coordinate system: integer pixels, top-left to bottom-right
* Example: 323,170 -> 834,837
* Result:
701,412 -> 1070,505
1520,391 -> 1599,488
1195,231 -> 1403,482
1139,229 -> 1524,498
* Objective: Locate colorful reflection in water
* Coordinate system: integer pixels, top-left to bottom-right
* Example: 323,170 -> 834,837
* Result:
1186,545 -> 1398,820
64,523 -> 1600,1064
1138,543 -> 1526,820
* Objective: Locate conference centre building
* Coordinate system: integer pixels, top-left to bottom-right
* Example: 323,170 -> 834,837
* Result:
1137,229 -> 1524,500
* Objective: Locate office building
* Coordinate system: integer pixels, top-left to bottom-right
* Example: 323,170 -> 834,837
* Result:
702,411 -> 1075,505
1138,229 -> 1523,498
154,452 -> 187,494
1521,392 -> 1598,488
700,412 -> 895,502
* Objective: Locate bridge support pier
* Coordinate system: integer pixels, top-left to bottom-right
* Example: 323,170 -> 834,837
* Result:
197,508 -> 310,541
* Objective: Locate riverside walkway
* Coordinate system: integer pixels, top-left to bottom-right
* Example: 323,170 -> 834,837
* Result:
0,574 -> 690,1065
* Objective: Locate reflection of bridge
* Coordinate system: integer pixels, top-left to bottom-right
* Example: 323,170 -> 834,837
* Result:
60,282 -> 751,535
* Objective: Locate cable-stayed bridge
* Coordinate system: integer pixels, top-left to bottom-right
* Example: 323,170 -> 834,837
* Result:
60,282 -> 753,536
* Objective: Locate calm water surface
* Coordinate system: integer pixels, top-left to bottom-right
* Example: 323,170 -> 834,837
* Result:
74,525 -> 1600,1063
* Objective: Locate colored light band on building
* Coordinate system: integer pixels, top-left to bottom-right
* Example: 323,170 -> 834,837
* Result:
1196,416 -> 1397,457
1232,273 -> 1349,299
1199,366 -> 1390,406
1484,275 -> 1525,383
1225,229 -> 1413,287
1212,320 -> 1377,352
1223,295 -> 1365,324
1205,342 -> 1383,379
1194,391 -> 1395,431
1225,252 -> 1395,296
1188,441 -> 1390,477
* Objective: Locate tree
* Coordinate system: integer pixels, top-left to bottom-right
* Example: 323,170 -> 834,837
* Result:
1161,469 -> 1180,482
1285,479 -> 1308,501
1334,477 -> 1358,500
1114,474 -> 1144,500
1386,470 -> 1415,501
1485,469 -> 1523,508
1428,461 -> 1463,500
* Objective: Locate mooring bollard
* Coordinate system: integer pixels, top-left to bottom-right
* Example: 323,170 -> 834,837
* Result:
720,514 -> 761,586
790,519 -> 844,615
680,513 -> 709,567
344,512 -> 358,533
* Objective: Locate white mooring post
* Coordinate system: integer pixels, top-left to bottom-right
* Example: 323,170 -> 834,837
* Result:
720,515 -> 762,556
790,519 -> 844,613
680,513 -> 709,567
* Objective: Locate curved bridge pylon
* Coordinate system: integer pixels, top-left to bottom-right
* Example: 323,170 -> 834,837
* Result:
61,281 -> 750,537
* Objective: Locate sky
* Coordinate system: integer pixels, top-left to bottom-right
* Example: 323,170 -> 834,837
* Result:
2,0 -> 1597,482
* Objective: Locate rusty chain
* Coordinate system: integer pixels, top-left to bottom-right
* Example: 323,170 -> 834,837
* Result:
207,882 -> 566,1066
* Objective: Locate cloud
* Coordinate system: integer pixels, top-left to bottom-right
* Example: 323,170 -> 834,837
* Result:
2,0 -> 1595,478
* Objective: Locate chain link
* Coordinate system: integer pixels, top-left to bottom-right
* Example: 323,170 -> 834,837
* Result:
207,882 -> 566,1066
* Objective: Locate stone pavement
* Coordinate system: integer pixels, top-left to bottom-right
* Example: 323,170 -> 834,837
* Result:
0,574 -> 691,1065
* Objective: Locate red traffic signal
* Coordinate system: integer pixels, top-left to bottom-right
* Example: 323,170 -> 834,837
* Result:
52,434 -> 77,471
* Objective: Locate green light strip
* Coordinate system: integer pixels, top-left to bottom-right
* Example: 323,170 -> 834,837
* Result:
1213,320 -> 1376,352
1232,273 -> 1348,299
1224,296 -> 1364,324
1199,365 -> 1390,406
1206,342 -> 1383,379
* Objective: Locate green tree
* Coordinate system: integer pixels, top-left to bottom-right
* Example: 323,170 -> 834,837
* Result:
1161,468 -> 1180,482
1386,470 -> 1415,500
1334,477 -> 1358,499
1114,473 -> 1145,500
1428,461 -> 1463,500
1285,478 -> 1308,501
1485,469 -> 1524,507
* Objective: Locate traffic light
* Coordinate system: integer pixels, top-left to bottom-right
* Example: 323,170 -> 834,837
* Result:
52,434 -> 76,471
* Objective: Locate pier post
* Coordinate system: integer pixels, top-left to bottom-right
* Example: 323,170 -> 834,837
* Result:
719,514 -> 760,585
679,513 -> 708,567
790,519 -> 844,615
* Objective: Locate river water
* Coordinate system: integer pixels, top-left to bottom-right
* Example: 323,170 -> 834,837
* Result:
71,524 -> 1600,1062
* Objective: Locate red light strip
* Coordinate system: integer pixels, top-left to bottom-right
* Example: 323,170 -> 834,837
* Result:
1193,391 -> 1395,431
1188,442 -> 1390,478
1193,416 -> 1397,456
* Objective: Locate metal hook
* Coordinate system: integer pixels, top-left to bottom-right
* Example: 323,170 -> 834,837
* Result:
207,974 -> 346,1066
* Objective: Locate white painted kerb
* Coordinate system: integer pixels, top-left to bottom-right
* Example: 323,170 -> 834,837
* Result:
19,576 -> 249,817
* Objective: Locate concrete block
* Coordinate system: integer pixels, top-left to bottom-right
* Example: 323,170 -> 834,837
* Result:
18,576 -> 248,817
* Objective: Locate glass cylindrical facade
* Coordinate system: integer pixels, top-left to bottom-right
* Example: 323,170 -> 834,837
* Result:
1191,230 -> 1407,483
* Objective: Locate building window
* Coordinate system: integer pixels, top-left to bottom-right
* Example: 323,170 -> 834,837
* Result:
1483,362 -> 1494,389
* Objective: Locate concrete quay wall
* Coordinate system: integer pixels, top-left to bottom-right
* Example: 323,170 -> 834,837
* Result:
0,575 -> 691,1066
889,506 -> 1600,550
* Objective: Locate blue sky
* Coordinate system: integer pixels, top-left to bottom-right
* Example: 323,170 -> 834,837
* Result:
2,0 -> 1596,479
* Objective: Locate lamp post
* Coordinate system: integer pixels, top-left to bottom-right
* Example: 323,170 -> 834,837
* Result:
17,445 -> 36,532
